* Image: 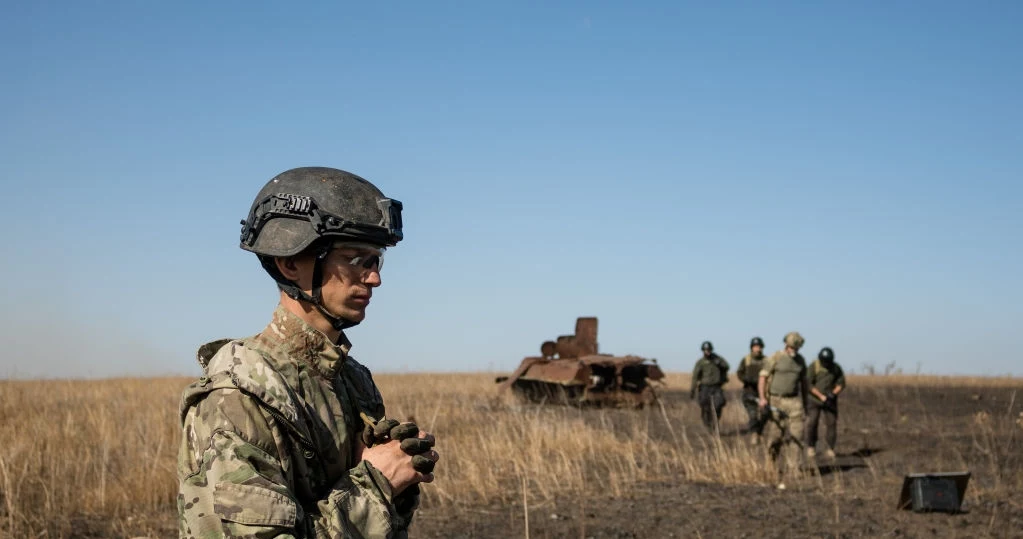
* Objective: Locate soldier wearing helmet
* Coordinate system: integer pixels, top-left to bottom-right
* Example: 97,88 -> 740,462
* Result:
736,336 -> 768,442
178,167 -> 435,538
758,331 -> 810,489
690,341 -> 730,431
804,346 -> 846,459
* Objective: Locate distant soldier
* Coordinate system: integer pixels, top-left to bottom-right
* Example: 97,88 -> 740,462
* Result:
805,347 -> 846,459
690,341 -> 729,431
758,332 -> 809,489
736,336 -> 768,442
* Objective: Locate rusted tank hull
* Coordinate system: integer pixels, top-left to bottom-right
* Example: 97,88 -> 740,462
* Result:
497,355 -> 664,408
497,317 -> 664,408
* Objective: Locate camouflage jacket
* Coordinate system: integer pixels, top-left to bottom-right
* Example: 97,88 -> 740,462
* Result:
177,306 -> 416,538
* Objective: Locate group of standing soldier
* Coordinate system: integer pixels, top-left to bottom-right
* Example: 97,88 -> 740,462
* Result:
690,331 -> 846,488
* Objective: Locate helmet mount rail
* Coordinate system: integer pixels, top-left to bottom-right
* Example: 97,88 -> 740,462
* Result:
240,193 -> 403,249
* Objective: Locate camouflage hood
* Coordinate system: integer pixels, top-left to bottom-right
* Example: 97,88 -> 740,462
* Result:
179,306 -> 381,441
180,338 -> 304,429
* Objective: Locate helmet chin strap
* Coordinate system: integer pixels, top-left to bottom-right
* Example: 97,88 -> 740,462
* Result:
304,247 -> 360,332
265,248 -> 360,334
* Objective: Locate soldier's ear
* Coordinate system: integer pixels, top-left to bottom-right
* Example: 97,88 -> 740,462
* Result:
275,256 -> 302,281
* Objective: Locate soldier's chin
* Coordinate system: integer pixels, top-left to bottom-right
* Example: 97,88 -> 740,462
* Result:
341,306 -> 368,323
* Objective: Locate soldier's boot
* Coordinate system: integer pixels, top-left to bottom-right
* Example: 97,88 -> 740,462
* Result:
824,449 -> 836,459
806,447 -> 816,458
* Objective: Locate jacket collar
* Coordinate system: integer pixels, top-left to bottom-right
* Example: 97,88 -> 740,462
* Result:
255,305 -> 352,379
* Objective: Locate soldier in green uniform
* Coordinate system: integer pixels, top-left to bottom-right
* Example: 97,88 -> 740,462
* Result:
177,167 -> 438,538
805,346 -> 846,459
736,336 -> 767,442
690,341 -> 729,432
758,331 -> 809,489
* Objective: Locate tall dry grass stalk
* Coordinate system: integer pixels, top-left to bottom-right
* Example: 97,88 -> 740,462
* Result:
0,378 -> 183,537
0,373 -> 1019,537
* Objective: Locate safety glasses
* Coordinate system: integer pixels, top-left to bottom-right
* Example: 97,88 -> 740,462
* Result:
331,242 -> 385,273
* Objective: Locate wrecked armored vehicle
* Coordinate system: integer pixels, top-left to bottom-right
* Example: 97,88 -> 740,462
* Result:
495,317 -> 664,407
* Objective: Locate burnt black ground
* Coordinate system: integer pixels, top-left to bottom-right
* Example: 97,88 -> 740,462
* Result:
79,380 -> 1021,538
413,381 -> 1023,539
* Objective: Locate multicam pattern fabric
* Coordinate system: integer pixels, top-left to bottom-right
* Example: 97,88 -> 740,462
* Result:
766,395 -> 805,475
178,306 -> 416,538
783,331 -> 805,349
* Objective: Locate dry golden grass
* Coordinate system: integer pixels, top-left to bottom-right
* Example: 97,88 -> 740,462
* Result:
0,378 -> 183,537
0,372 -> 1019,537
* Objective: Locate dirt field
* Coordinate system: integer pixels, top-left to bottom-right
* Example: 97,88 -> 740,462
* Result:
0,373 -> 1020,538
413,377 -> 1023,538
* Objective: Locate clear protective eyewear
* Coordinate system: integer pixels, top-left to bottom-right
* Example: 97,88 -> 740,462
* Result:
331,242 -> 386,273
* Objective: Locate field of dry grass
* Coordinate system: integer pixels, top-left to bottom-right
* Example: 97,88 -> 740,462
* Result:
0,373 -> 1020,538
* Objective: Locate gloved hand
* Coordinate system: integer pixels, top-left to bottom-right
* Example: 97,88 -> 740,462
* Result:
690,390 -> 697,401
401,436 -> 437,474
361,416 -> 401,447
361,415 -> 436,474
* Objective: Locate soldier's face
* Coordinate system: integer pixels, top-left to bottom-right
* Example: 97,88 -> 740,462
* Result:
702,349 -> 712,357
752,344 -> 763,355
318,244 -> 384,323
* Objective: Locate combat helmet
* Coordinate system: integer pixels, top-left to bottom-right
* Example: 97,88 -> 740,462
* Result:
750,336 -> 764,348
701,341 -> 714,352
819,347 -> 835,362
783,331 -> 805,350
239,166 -> 404,330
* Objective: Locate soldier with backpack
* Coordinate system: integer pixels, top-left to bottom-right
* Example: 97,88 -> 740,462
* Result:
805,347 -> 846,459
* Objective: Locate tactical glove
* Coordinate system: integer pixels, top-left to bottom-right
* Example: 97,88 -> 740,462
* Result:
400,436 -> 436,474
361,416 -> 402,447
361,414 -> 436,474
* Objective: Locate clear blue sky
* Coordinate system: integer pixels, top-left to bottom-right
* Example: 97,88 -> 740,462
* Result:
2,2 -> 1021,378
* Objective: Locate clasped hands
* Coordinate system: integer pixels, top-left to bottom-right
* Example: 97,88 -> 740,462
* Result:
357,415 -> 438,496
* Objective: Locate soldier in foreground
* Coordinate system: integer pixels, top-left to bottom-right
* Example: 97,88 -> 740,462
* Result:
736,336 -> 768,443
805,346 -> 846,459
177,167 -> 437,538
690,341 -> 729,432
758,332 -> 809,489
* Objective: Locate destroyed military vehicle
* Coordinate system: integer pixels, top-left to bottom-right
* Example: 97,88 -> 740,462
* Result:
495,317 -> 664,407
